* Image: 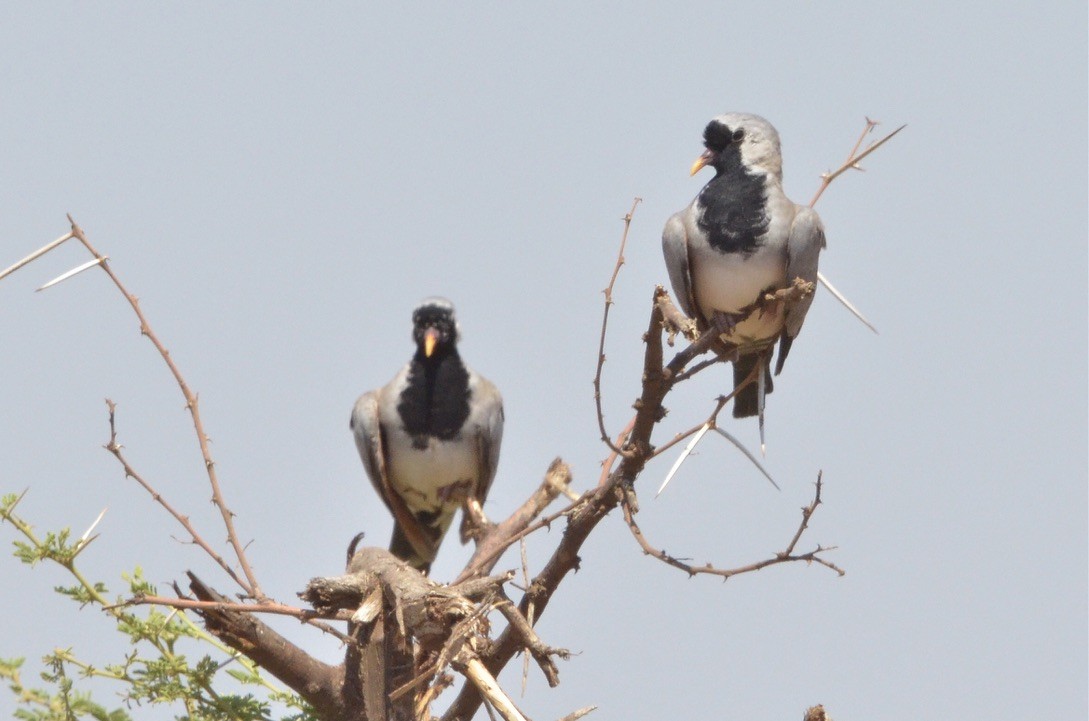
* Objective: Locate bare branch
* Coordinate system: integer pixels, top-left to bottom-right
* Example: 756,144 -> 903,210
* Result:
185,573 -> 344,720
593,198 -> 642,457
808,119 -> 905,333
104,400 -> 254,593
810,120 -> 905,207
457,458 -> 574,583
66,217 -> 265,600
620,474 -> 843,579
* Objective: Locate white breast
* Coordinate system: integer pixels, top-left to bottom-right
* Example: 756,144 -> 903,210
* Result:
690,241 -> 787,346
385,427 -> 479,513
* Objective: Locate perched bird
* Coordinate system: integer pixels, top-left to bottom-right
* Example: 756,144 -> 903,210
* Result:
662,113 -> 825,422
350,298 -> 503,574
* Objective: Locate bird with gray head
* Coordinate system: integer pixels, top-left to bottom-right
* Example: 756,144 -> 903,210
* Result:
350,298 -> 504,574
663,113 -> 825,427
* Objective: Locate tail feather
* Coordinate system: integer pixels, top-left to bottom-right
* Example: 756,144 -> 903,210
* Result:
389,523 -> 434,574
732,353 -> 773,418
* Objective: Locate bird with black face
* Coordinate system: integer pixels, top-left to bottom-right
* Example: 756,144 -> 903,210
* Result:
350,298 -> 503,574
662,113 -> 825,424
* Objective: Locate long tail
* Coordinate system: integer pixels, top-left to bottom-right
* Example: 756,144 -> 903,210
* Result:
732,353 -> 773,418
389,522 -> 436,575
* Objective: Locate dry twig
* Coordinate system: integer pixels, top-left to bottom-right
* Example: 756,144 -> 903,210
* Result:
593,198 -> 642,457
621,473 -> 843,579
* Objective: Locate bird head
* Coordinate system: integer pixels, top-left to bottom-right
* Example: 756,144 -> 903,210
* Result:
411,297 -> 460,359
690,113 -> 783,180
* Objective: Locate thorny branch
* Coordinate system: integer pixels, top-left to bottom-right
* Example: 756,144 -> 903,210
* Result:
810,118 -> 905,208
4,113 -> 901,718
103,400 -> 253,594
810,119 -> 905,333
593,197 -> 641,458
620,473 -> 844,579
69,218 -> 265,600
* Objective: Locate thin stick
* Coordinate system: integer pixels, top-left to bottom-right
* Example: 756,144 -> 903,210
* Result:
593,198 -> 642,457
67,216 -> 265,600
810,119 -> 905,333
620,474 -> 841,579
460,656 -> 528,721
810,120 -> 905,207
104,400 -> 253,593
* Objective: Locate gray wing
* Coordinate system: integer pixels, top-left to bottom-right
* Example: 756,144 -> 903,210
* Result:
662,211 -> 698,319
349,391 -> 391,511
469,374 -> 504,504
459,372 -> 504,543
775,205 -> 826,374
350,388 -> 439,563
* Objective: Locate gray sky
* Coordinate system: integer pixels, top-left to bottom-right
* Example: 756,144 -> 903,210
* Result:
1,3 -> 1085,720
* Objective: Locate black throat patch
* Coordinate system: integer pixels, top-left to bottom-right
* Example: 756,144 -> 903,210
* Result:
696,147 -> 770,256
397,351 -> 471,445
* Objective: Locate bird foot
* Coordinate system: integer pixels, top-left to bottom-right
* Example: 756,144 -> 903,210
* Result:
437,479 -> 473,503
710,310 -> 745,336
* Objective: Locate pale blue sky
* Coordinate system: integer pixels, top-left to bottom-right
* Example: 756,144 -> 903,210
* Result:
2,4 -> 1086,720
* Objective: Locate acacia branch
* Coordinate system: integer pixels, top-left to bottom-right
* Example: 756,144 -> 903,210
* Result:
63,217 -> 265,600
456,458 -> 575,583
186,573 -> 345,720
619,474 -> 843,579
443,287 -> 674,721
593,198 -> 642,457
809,119 -> 905,207
102,400 -> 257,595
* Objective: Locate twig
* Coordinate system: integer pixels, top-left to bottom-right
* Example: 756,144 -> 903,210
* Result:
457,458 -> 575,583
119,594 -> 334,620
809,119 -> 905,333
554,707 -> 597,721
494,596 -> 568,688
593,198 -> 642,457
809,119 -> 905,207
104,400 -> 253,593
66,217 -> 264,600
620,474 -> 843,579
458,655 -> 528,721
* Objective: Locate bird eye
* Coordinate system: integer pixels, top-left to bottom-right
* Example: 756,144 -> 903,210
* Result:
732,128 -> 745,142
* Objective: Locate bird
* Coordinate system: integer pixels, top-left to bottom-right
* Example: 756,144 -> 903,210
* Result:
350,298 -> 504,574
662,112 -> 825,425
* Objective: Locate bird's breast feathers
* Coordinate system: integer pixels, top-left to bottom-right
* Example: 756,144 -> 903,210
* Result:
384,424 -> 480,511
687,188 -> 796,345
690,242 -> 787,344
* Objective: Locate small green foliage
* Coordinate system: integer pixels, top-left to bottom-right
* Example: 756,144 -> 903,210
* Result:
2,502 -> 317,721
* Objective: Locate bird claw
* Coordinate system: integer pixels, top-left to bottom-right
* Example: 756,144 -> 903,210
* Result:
710,310 -> 743,336
437,479 -> 473,503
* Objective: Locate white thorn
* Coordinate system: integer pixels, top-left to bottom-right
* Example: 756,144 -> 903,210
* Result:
36,257 -> 107,292
79,507 -> 108,545
711,427 -> 780,490
817,271 -> 878,334
0,232 -> 74,283
656,423 -> 712,497
757,361 -> 767,456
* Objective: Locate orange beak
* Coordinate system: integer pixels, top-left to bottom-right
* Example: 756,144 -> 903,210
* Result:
690,149 -> 714,176
423,328 -> 440,358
